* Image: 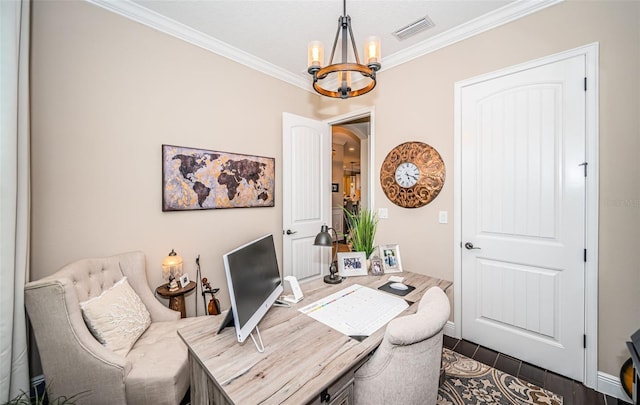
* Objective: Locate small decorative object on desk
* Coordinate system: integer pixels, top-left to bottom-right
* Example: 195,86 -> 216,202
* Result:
179,273 -> 190,289
168,274 -> 179,291
337,252 -> 368,277
379,244 -> 403,273
369,255 -> 384,275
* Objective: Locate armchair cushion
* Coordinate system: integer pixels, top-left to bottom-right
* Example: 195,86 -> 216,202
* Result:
125,317 -> 203,404
79,277 -> 151,356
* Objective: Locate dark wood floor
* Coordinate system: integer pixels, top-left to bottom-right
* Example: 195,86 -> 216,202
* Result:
444,335 -> 632,405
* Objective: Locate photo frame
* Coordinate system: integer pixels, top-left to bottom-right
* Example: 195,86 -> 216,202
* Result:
337,252 -> 368,277
369,255 -> 384,275
378,244 -> 403,273
179,273 -> 190,289
332,183 -> 339,192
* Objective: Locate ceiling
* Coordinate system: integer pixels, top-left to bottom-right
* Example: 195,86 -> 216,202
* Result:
87,0 -> 559,171
90,0 -> 559,93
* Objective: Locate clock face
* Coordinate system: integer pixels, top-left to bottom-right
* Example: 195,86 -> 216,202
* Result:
394,162 -> 420,188
380,142 -> 446,208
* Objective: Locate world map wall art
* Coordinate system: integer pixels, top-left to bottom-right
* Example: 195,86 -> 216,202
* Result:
162,144 -> 275,211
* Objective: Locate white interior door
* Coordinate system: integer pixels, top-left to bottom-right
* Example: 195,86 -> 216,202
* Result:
460,55 -> 586,380
282,113 -> 331,282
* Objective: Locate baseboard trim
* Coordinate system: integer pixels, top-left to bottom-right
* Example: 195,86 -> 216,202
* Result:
444,320 -> 457,338
598,371 -> 632,402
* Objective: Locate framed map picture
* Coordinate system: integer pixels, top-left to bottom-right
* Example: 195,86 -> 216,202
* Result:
162,144 -> 275,211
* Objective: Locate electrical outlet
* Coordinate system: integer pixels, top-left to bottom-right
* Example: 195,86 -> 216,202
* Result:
438,211 -> 448,224
378,208 -> 388,219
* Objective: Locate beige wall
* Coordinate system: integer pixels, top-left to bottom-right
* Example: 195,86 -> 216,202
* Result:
29,0 -> 319,315
312,1 -> 640,375
320,0 -> 639,377
30,0 -> 639,380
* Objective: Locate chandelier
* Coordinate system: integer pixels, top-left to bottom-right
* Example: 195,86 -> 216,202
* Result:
307,0 -> 381,99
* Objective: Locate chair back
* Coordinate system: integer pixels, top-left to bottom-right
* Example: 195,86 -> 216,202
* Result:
353,286 -> 450,405
24,251 -> 148,403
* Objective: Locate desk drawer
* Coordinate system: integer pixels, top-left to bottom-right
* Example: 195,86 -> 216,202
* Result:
307,358 -> 365,405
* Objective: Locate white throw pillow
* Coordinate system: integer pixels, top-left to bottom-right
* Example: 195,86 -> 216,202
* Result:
80,277 -> 151,356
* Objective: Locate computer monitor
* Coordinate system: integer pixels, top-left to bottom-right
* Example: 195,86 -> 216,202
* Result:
218,234 -> 283,350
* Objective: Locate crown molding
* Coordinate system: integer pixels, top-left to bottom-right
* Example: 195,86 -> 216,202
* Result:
86,0 -> 311,92
86,0 -> 562,95
382,0 -> 563,71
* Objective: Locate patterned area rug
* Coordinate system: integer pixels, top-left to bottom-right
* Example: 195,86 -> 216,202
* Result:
438,349 -> 563,405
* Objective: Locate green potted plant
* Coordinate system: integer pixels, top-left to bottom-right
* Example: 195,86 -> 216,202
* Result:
343,207 -> 378,259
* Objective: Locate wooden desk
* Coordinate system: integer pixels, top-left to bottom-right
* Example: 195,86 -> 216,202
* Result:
178,272 -> 451,405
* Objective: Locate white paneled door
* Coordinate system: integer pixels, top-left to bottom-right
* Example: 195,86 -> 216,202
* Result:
460,55 -> 586,380
282,113 -> 331,282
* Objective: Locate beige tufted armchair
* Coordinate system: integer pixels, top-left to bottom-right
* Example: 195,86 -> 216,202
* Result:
353,286 -> 451,405
25,251 -> 209,405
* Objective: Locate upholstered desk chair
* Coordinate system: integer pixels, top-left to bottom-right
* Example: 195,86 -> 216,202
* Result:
353,286 -> 451,405
25,251 -> 208,405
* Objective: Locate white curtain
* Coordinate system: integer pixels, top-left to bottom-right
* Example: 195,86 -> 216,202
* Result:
0,0 -> 31,401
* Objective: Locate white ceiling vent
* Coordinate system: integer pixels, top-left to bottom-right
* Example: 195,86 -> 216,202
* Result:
393,16 -> 435,41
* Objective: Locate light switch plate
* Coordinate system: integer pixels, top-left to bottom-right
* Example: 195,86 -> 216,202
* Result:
438,211 -> 448,224
378,208 -> 388,219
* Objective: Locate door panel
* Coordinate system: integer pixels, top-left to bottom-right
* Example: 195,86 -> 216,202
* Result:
461,55 -> 585,380
282,113 -> 331,282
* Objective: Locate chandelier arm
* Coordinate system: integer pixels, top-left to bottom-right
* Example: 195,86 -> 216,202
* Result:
347,21 -> 361,65
341,16 -> 349,64
328,21 -> 341,65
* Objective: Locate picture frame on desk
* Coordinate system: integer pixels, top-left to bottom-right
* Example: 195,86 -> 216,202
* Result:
179,273 -> 190,289
337,252 -> 368,277
369,255 -> 384,275
379,244 -> 403,273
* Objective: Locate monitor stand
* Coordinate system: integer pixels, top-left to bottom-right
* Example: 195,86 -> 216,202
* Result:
217,310 -> 266,353
217,309 -> 235,334
249,327 -> 265,353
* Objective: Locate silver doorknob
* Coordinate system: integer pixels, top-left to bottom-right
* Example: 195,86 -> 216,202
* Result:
464,242 -> 481,250
285,229 -> 297,235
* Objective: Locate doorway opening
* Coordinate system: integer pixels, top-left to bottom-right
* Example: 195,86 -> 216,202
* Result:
330,111 -> 372,250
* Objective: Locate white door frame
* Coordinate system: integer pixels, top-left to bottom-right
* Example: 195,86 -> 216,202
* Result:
326,107 -> 376,211
453,43 -> 599,387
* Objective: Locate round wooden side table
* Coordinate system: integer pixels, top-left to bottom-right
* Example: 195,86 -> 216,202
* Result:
156,281 -> 196,318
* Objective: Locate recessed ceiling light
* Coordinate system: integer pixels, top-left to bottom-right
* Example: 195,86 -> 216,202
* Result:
393,16 -> 435,41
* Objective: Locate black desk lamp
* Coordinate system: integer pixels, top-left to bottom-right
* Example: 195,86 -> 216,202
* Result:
314,225 -> 342,284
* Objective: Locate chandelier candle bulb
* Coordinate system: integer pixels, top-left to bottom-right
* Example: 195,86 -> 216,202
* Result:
307,41 -> 324,71
339,71 -> 352,89
364,36 -> 381,67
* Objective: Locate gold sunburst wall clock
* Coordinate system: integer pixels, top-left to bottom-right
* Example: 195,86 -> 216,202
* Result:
380,141 -> 446,208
